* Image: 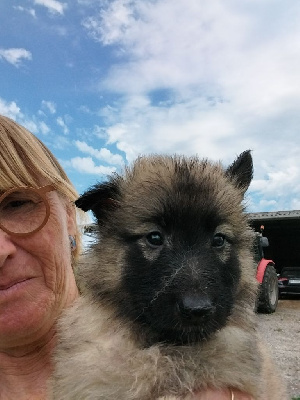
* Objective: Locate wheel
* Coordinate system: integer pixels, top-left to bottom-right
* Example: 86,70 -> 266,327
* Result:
257,264 -> 279,313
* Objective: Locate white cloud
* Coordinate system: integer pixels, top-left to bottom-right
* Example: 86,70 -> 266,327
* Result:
99,96 -> 241,162
56,116 -> 69,134
92,125 -> 108,139
77,0 -> 101,6
23,120 -> 40,135
21,119 -> 51,136
0,98 -> 50,136
39,121 -> 51,135
52,136 -> 71,150
78,105 -> 92,114
86,0 -> 300,109
33,0 -> 67,15
42,100 -> 56,114
291,198 -> 300,210
70,157 -> 116,175
0,98 -> 23,120
82,0 -> 300,211
83,0 -> 134,45
249,159 -> 300,211
14,6 -> 36,18
252,167 -> 300,196
0,48 -> 32,67
75,140 -> 124,166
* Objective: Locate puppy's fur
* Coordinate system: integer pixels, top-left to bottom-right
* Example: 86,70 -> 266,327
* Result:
52,151 -> 286,400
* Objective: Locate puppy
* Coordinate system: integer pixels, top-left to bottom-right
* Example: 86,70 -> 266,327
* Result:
52,151 -> 286,400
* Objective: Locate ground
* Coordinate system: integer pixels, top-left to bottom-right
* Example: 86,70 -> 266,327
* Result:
257,298 -> 300,399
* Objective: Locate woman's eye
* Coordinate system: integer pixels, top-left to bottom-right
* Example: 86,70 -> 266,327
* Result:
2,199 -> 33,211
146,232 -> 164,247
212,233 -> 226,248
7,200 -> 30,208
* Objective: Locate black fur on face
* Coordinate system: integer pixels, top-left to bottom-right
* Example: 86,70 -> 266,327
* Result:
76,152 -> 254,346
120,214 -> 242,345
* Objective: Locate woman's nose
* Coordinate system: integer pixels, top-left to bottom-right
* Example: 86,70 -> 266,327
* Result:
0,229 -> 17,268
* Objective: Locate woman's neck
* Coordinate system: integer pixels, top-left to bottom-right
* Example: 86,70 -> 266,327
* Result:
0,329 -> 56,400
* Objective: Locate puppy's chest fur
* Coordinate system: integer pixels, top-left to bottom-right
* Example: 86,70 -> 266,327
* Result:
53,297 -> 262,400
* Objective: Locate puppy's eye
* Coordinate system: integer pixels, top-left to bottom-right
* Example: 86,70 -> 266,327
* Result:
146,232 -> 164,248
212,233 -> 226,248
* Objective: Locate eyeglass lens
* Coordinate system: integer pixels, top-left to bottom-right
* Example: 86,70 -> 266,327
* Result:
0,189 -> 48,235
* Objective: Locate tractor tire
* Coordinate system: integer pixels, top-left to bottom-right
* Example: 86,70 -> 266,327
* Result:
257,264 -> 279,313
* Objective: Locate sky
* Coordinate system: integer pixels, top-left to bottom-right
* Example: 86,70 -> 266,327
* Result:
1,0 -> 300,213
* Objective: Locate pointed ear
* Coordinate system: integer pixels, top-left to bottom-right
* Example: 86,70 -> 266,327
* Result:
225,150 -> 253,194
75,179 -> 120,221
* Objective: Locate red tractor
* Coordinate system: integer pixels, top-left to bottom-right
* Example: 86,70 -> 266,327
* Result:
254,226 -> 279,313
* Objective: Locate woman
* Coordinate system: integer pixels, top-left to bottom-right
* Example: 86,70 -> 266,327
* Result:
0,115 -> 81,399
0,115 -> 252,399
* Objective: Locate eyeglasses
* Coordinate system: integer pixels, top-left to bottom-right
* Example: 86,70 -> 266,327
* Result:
0,185 -> 55,237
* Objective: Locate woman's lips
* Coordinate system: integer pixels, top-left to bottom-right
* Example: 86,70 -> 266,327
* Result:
0,278 -> 32,291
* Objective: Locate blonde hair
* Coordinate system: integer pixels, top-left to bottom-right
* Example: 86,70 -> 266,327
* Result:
0,115 -> 83,260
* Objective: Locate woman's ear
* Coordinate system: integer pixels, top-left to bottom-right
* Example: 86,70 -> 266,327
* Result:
66,202 -> 81,262
66,202 -> 77,238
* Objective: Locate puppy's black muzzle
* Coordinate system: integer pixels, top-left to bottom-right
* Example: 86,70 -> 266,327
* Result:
177,293 -> 216,323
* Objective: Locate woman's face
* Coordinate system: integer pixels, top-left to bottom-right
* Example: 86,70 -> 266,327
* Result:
0,190 -> 79,351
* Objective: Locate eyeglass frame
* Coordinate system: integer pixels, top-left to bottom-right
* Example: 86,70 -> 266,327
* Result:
0,184 -> 55,237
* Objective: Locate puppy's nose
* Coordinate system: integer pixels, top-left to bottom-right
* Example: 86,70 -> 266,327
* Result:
177,294 -> 216,320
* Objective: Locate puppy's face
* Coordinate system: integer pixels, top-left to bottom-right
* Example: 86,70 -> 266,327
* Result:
120,210 -> 242,345
76,152 -> 254,345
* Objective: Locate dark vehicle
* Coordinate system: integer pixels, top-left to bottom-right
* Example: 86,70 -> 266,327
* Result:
278,267 -> 300,296
249,210 -> 300,310
253,228 -> 278,313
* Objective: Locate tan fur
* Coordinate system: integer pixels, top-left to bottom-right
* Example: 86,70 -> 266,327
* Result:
53,297 -> 286,400
51,155 -> 287,400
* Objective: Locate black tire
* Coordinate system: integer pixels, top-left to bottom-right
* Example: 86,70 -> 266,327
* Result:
257,264 -> 279,313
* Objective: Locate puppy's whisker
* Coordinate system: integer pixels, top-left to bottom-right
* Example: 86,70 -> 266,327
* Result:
150,263 -> 185,305
132,265 -> 185,323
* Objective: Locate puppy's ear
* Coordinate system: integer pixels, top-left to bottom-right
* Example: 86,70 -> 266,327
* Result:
225,150 -> 253,194
75,179 -> 120,221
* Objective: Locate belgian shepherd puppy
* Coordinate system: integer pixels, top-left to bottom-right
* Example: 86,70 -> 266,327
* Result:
52,151 -> 286,400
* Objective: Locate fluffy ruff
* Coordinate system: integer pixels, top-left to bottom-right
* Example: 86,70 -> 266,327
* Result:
52,151 -> 286,400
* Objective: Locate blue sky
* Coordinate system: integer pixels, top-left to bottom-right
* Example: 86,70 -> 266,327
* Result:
1,0 -> 300,212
